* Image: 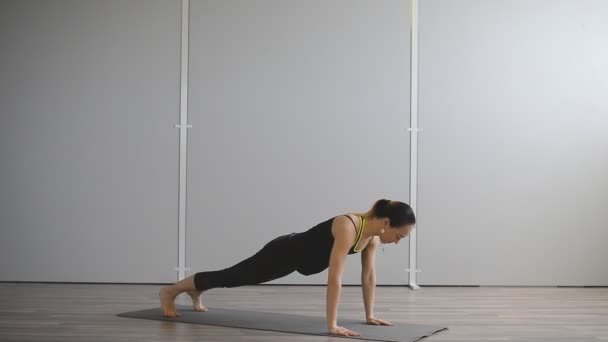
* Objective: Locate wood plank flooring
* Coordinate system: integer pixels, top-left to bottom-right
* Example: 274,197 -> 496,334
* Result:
1,283 -> 607,341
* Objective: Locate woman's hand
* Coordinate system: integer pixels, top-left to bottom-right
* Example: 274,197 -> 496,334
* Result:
366,316 -> 394,326
328,325 -> 360,336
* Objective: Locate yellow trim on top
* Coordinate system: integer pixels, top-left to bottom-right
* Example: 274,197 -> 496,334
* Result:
361,234 -> 373,250
352,216 -> 367,253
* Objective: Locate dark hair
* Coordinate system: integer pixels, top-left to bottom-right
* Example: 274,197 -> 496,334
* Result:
370,199 -> 416,227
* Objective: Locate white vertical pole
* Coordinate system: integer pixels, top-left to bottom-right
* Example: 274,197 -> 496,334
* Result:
176,0 -> 191,281
408,0 -> 421,290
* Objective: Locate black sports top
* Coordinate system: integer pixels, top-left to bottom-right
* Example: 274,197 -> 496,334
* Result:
286,215 -> 373,276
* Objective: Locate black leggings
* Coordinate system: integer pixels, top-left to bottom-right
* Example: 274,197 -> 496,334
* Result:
194,234 -> 297,291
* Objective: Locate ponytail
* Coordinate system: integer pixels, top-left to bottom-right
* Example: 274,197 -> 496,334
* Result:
368,199 -> 416,228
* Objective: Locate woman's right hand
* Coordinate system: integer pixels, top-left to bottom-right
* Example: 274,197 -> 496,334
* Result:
328,325 -> 360,337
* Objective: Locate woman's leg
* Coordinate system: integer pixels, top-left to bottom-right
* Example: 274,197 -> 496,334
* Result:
194,234 -> 296,290
160,234 -> 296,317
194,250 -> 294,290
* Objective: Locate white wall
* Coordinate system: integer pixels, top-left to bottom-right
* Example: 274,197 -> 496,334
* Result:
185,0 -> 412,285
0,0 -> 182,283
417,0 -> 608,285
1,0 -> 606,286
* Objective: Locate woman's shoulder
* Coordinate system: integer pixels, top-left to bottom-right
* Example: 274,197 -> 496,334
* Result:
331,214 -> 359,239
336,213 -> 362,227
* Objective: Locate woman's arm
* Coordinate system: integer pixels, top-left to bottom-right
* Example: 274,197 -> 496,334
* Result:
361,237 -> 378,319
327,216 -> 360,336
361,237 -> 394,326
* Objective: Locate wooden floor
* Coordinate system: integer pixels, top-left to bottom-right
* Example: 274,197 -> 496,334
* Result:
1,283 -> 607,342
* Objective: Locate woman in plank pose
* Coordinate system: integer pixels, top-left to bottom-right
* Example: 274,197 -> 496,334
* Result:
159,199 -> 415,337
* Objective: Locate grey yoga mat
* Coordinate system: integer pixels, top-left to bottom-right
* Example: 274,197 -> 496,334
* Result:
118,305 -> 447,342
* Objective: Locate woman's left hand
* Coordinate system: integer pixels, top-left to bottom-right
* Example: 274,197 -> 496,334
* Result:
366,317 -> 394,326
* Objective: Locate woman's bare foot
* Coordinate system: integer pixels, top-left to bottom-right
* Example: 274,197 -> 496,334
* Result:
159,286 -> 182,317
187,290 -> 208,312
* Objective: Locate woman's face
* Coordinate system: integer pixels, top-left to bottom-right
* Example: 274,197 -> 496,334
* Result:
379,224 -> 414,244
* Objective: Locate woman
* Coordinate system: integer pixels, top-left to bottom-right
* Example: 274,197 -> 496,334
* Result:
159,199 -> 415,337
